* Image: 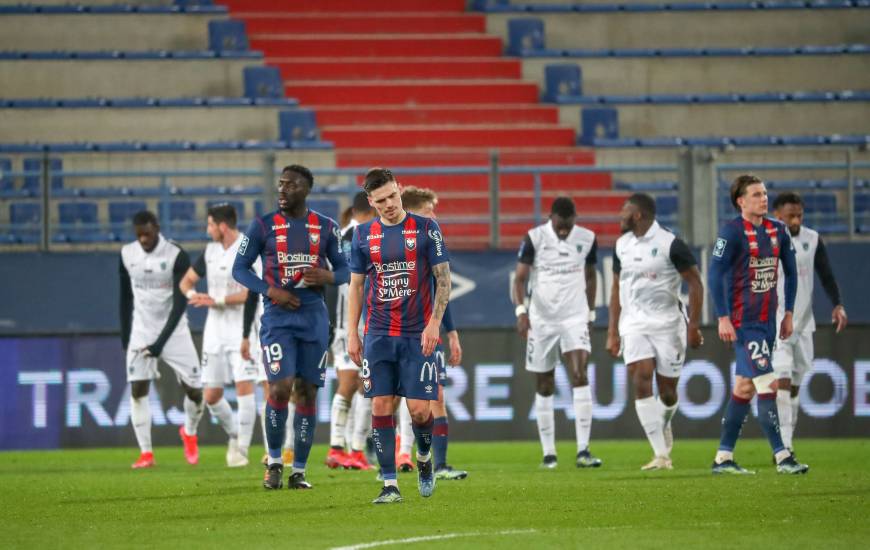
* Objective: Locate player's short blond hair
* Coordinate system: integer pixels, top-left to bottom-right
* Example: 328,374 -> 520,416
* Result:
401,186 -> 438,211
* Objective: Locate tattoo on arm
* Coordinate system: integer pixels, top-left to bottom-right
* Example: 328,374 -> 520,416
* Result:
432,262 -> 451,322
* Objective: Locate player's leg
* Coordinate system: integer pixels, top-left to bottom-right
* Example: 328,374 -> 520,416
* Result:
230,346 -> 262,465
127,345 -> 158,468
772,336 -> 796,451
527,327 -> 559,468
561,319 -> 600,469
397,398 -> 415,472
712,374 -> 755,474
203,352 -> 239,454
350,387 -> 374,470
289,376 -> 318,489
787,331 -> 813,454
259,325 -> 298,489
326,365 -> 357,469
628,353 -> 670,468
401,337 -> 438,498
160,328 -> 205,466
653,330 -> 684,458
433,347 -> 466,480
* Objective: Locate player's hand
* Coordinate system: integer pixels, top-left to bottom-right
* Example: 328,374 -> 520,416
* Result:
516,313 -> 530,339
832,305 -> 848,333
189,293 -> 216,308
302,267 -> 333,287
606,331 -> 620,357
447,330 -> 462,366
267,286 -> 300,310
688,323 -> 704,348
142,344 -> 161,358
347,332 -> 362,367
718,317 -> 736,343
240,338 -> 251,361
421,319 -> 439,357
779,311 -> 794,340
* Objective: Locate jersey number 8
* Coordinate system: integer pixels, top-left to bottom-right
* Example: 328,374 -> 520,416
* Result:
361,359 -> 371,379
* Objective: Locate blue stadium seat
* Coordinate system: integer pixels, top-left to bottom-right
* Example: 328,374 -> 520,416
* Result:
543,64 -> 581,102
817,179 -> 848,190
655,196 -> 679,216
0,157 -> 12,191
11,203 -> 40,225
109,201 -> 148,225
278,110 -> 320,142
158,200 -> 197,223
855,193 -> 870,212
206,199 -> 245,220
243,66 -> 284,99
506,18 -> 545,55
208,20 -> 248,53
309,199 -> 339,222
779,135 -> 827,146
579,107 -> 618,146
802,193 -> 837,213
58,202 -> 98,224
766,179 -> 818,190
23,157 -> 63,191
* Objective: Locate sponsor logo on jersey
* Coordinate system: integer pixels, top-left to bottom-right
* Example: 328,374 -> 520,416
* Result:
305,223 -> 321,230
272,223 -> 290,231
377,272 -> 413,301
370,245 -> 380,253
403,229 -> 418,235
419,361 -> 437,382
405,237 -> 416,251
375,260 -> 415,274
333,226 -> 341,240
428,229 -> 444,256
367,233 -> 382,240
239,235 -> 249,255
276,234 -> 286,244
713,238 -> 727,258
749,256 -> 777,293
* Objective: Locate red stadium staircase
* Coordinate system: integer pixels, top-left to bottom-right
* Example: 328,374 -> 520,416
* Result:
220,0 -> 625,248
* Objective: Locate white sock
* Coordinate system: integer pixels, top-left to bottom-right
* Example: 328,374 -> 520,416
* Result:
351,396 -> 372,451
661,400 -> 678,427
345,392 -> 358,446
572,386 -> 593,453
236,393 -> 256,457
635,396 -> 668,458
777,389 -> 794,450
183,395 -> 204,436
715,450 -> 733,464
284,406 -> 295,450
329,394 -> 351,448
399,399 -> 413,455
207,397 -> 237,439
790,395 -> 800,442
535,393 -> 556,457
259,400 -> 268,453
130,395 -> 152,453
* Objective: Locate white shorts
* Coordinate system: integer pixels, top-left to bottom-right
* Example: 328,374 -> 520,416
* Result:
525,318 -> 591,373
126,325 -> 202,388
331,331 -> 361,372
622,330 -> 687,379
202,348 -> 262,387
772,330 -> 814,386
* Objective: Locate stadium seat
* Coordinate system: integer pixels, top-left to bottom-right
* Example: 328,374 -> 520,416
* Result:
506,18 -> 545,55
0,157 -> 12,191
278,110 -> 320,143
802,193 -> 837,213
23,157 -> 63,192
655,196 -> 679,217
243,66 -> 285,100
58,202 -> 98,225
579,107 -> 618,146
766,179 -> 818,190
109,201 -> 148,225
10,203 -> 40,225
543,64 -> 582,102
158,200 -> 197,223
208,19 -> 249,53
308,198 -> 339,222
855,193 -> 870,212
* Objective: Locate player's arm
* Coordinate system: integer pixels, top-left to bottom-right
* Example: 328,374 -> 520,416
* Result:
180,253 -> 209,306
813,236 -> 847,332
671,238 -> 704,348
442,301 -> 462,366
119,256 -> 133,351
232,219 -> 299,309
513,234 -> 535,339
585,237 -> 598,318
346,227 -> 366,366
709,225 -> 738,342
779,227 -> 797,340
145,249 -> 190,357
422,220 -> 451,356
303,222 -> 351,287
606,251 -> 621,357
240,289 -> 258,361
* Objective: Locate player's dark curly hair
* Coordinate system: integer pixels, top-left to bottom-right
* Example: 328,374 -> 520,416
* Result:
207,203 -> 237,228
628,193 -> 656,219
363,167 -> 395,195
772,191 -> 803,211
550,196 -> 576,218
132,210 -> 158,227
730,174 -> 764,210
281,164 -> 314,188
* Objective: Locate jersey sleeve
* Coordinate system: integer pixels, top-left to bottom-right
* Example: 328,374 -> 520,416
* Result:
813,236 -> 842,306
779,225 -> 797,313
192,253 -> 206,278
517,234 -> 535,265
669,237 -> 698,272
612,245 -> 622,274
586,237 -> 598,265
708,223 -> 739,318
424,218 -> 449,267
147,248 -> 190,357
119,255 -> 133,351
349,226 -> 367,275
324,219 -> 350,285
232,218 -> 269,296
341,227 -> 354,263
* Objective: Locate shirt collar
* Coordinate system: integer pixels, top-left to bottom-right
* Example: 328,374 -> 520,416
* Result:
636,220 -> 660,242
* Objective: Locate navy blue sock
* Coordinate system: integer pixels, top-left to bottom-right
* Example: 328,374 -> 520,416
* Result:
432,416 -> 448,469
293,404 -> 317,471
412,413 -> 434,458
372,415 -> 397,481
756,393 -> 786,454
718,394 -> 751,453
265,398 -> 288,460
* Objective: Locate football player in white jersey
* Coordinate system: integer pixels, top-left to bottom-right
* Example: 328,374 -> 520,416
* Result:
772,192 -> 847,454
326,192 -> 376,470
180,204 -> 264,467
120,210 -> 205,469
607,194 -> 704,470
513,197 -> 601,469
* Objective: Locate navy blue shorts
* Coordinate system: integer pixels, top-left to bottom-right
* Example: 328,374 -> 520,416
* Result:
361,335 -> 439,400
734,324 -> 776,379
435,344 -> 447,387
259,305 -> 329,386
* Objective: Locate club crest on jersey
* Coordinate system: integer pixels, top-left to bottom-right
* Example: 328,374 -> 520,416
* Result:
363,378 -> 372,392
651,248 -> 658,257
405,237 -> 416,251
803,242 -> 809,251
309,233 -> 320,245
576,244 -> 584,253
160,261 -> 167,271
269,361 -> 280,375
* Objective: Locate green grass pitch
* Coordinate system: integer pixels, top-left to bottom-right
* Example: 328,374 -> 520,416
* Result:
2,439 -> 868,549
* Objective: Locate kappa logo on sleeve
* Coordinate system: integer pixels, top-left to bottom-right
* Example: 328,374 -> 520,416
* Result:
238,235 -> 249,255
712,238 -> 727,258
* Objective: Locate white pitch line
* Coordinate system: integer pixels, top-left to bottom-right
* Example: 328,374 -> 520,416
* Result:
330,528 -> 538,550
